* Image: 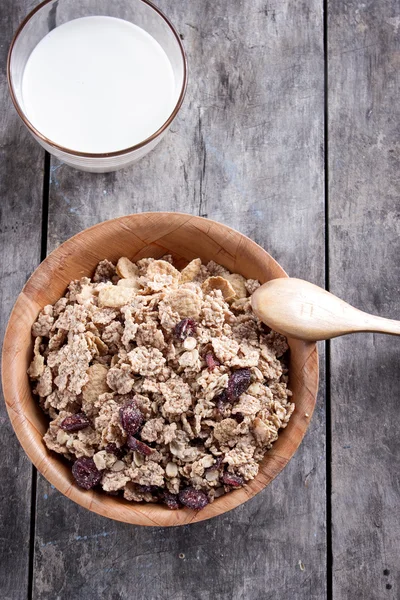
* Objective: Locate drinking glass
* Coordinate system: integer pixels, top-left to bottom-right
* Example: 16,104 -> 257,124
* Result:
8,0 -> 187,172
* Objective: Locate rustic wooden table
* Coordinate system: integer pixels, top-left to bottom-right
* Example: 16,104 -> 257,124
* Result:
1,1 -> 399,598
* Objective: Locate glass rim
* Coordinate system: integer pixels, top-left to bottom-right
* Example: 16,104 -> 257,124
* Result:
7,0 -> 188,159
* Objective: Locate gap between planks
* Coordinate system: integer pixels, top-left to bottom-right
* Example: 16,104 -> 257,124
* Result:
28,151 -> 50,600
323,0 -> 333,598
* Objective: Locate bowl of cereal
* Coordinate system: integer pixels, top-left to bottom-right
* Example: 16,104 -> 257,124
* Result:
2,213 -> 318,526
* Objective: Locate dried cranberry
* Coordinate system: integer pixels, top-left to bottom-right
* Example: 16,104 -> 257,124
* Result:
222,472 -> 244,488
72,457 -> 102,490
127,436 -> 153,455
104,443 -> 124,460
205,352 -> 220,370
178,487 -> 209,510
60,413 -> 90,432
160,491 -> 182,510
227,368 -> 251,402
174,318 -> 197,340
119,400 -> 143,436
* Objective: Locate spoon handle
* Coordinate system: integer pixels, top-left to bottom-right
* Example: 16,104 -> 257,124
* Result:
357,312 -> 400,336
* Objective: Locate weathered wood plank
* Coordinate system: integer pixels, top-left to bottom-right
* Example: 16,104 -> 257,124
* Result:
329,1 -> 400,598
34,1 -> 326,599
0,1 -> 45,598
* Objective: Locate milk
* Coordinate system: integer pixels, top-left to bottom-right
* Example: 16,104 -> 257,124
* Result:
21,16 -> 176,153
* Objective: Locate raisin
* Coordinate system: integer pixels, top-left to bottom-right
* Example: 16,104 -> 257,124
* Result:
222,472 -> 244,488
72,457 -> 102,490
119,400 -> 143,436
174,318 -> 197,340
104,443 -> 124,460
160,491 -> 182,510
227,368 -> 251,401
178,487 -> 209,510
127,436 -> 153,455
60,413 -> 90,432
205,352 -> 220,370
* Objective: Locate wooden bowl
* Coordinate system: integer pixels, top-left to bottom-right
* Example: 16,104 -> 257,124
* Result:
2,213 -> 318,526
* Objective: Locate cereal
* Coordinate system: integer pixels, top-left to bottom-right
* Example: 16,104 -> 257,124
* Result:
35,366 -> 53,397
141,260 -> 181,292
31,306 -> 54,337
161,289 -> 202,320
127,347 -> 166,377
180,258 -> 202,283
245,279 -> 260,295
29,256 -> 293,509
82,364 -> 109,414
107,364 -> 135,394
147,260 -> 180,281
28,337 -> 45,379
223,273 -> 248,299
165,461 -> 178,478
49,334 -> 93,395
116,278 -> 141,290
183,337 -> 197,350
98,286 -> 136,308
116,257 -> 139,279
93,259 -> 116,283
135,320 -> 166,350
160,378 -> 192,416
202,276 -> 236,301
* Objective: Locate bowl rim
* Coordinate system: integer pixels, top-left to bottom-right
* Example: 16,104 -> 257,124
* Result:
7,0 -> 188,159
1,212 -> 319,526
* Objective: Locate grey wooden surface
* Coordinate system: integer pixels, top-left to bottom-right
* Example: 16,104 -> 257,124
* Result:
0,0 -> 397,599
0,1 -> 44,598
329,1 -> 400,598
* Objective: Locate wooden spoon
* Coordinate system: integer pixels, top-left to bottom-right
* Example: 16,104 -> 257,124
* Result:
251,278 -> 400,341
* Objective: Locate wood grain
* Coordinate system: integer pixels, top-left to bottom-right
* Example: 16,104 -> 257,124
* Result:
0,1 -> 44,598
30,0 -> 327,598
329,1 -> 400,598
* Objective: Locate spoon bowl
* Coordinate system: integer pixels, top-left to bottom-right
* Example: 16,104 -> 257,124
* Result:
252,278 -> 400,341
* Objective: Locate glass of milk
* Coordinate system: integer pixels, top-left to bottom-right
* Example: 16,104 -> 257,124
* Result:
8,0 -> 187,173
